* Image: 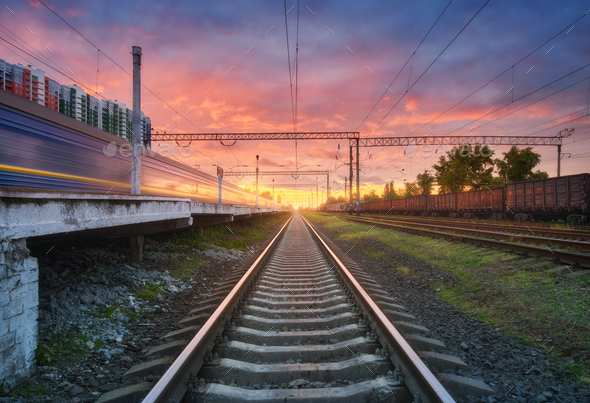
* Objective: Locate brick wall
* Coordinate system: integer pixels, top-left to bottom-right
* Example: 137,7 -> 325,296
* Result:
0,239 -> 38,389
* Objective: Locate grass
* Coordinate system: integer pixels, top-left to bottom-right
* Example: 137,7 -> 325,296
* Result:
136,282 -> 164,301
35,328 -> 94,366
303,211 -> 590,384
150,214 -> 289,282
95,302 -> 138,321
0,384 -> 49,398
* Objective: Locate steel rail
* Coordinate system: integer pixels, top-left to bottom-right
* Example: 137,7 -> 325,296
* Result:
300,215 -> 455,403
355,216 -> 590,252
141,214 -> 294,403
346,217 -> 590,269
364,213 -> 590,231
369,214 -> 590,236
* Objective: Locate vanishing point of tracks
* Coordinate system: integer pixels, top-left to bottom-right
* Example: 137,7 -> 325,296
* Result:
137,213 -> 492,402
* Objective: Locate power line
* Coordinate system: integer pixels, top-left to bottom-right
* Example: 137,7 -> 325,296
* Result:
404,8 -> 590,138
355,0 -> 454,133
441,67 -> 590,137
367,0 -> 491,136
283,0 -> 296,132
37,0 -> 205,133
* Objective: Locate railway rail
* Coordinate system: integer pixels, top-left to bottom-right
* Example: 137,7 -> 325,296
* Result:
351,216 -> 590,252
130,213 -> 495,403
345,216 -> 590,270
365,215 -> 590,239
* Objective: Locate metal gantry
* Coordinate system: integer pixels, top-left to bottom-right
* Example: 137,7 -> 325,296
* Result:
150,132 -> 360,142
153,131 -> 572,215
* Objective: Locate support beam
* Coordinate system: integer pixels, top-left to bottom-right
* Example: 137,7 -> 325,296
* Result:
557,144 -> 562,177
129,235 -> 144,262
150,132 -> 359,142
349,145 -> 353,215
192,215 -> 234,227
131,46 -> 142,195
356,138 -> 360,216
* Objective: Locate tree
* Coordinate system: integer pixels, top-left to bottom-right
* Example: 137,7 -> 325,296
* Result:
416,170 -> 435,195
363,189 -> 381,202
495,146 -> 548,183
399,182 -> 420,196
260,190 -> 272,199
276,194 -> 282,204
382,180 -> 398,200
433,144 -> 495,193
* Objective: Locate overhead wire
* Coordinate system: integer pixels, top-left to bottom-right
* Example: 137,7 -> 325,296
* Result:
366,0 -> 491,136
404,8 -> 590,138
354,0 -> 453,133
37,0 -> 206,133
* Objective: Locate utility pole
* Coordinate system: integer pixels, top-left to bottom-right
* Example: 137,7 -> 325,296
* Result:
255,155 -> 259,207
349,146 -> 353,215
131,46 -> 142,195
344,176 -> 347,207
272,179 -> 275,209
356,138 -> 360,216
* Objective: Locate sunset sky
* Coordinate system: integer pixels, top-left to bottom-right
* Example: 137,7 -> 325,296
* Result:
2,0 -> 590,204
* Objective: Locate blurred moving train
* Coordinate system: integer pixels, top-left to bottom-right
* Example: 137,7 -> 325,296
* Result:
327,173 -> 590,224
0,92 -> 273,207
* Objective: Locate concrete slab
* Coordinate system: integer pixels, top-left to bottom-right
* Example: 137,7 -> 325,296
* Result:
438,373 -> 495,397
565,270 -> 590,278
96,382 -> 151,403
147,340 -> 188,357
124,357 -> 174,378
531,261 -> 553,269
421,351 -> 469,371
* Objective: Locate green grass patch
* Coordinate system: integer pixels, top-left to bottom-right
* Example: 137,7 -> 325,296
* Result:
35,328 -> 92,366
136,282 -> 164,301
95,302 -> 138,321
0,384 -> 49,398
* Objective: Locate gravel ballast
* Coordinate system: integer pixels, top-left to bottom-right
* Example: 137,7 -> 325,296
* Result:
307,214 -> 590,403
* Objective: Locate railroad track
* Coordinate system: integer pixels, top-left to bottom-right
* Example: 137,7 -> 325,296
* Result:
100,213 -> 496,403
363,215 -> 590,242
345,215 -> 590,270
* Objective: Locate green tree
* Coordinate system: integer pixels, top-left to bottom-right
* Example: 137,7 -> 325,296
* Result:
382,180 -> 398,200
260,190 -> 272,199
398,182 -> 420,196
416,170 -> 436,195
433,144 -> 495,193
363,189 -> 381,202
495,146 -> 548,183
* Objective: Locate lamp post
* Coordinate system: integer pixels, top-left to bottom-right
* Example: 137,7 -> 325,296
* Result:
255,155 -> 259,207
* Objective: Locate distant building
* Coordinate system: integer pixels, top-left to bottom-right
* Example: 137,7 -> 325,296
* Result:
0,59 -> 152,142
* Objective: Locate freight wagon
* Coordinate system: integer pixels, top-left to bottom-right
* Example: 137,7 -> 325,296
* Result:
328,174 -> 589,224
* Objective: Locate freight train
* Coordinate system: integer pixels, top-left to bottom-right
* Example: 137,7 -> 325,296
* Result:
0,92 -> 273,207
327,173 -> 590,225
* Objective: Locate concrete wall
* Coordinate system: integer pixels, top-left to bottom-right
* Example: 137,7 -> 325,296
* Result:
0,239 -> 38,389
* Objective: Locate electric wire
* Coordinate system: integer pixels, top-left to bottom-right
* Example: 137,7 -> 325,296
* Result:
367,0 -> 490,136
354,0 -> 453,133
37,0 -> 206,133
404,9 -> 590,138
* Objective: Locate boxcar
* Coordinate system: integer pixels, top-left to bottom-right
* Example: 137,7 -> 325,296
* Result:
457,187 -> 503,216
391,198 -> 407,213
406,195 -> 427,213
426,193 -> 457,214
504,173 -> 589,223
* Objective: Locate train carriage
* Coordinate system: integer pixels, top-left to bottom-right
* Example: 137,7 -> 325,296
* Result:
426,193 -> 457,215
505,174 -> 589,223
